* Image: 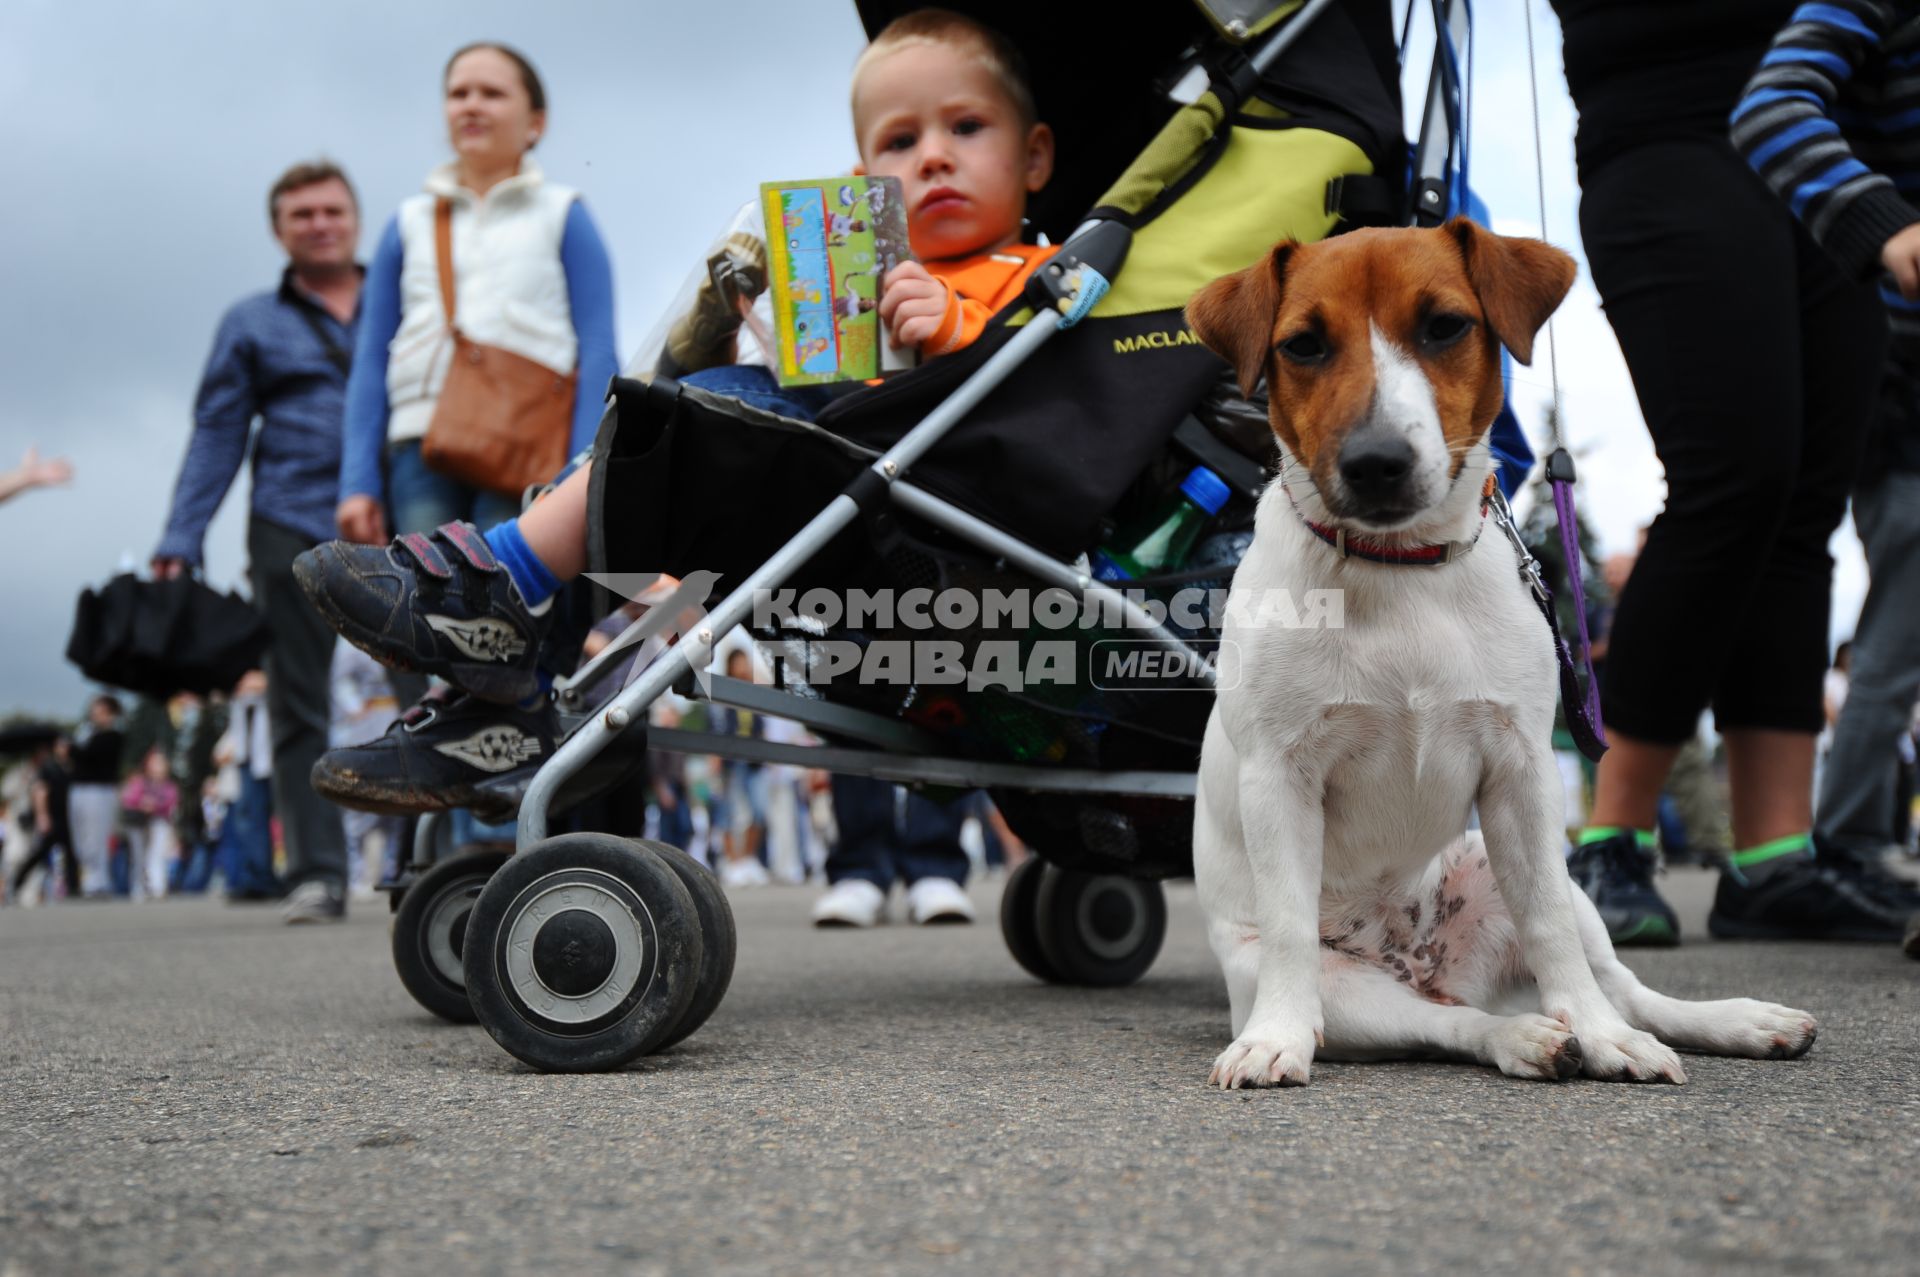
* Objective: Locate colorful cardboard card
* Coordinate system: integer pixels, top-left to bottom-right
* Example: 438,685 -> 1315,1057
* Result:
759,175 -> 913,386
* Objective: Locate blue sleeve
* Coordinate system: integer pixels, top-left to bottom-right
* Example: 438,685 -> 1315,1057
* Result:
339,216 -> 403,504
1489,382 -> 1535,499
561,200 -> 618,457
155,306 -> 258,564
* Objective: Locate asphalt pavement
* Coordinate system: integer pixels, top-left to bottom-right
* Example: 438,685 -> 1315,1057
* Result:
2,865 -> 1916,1276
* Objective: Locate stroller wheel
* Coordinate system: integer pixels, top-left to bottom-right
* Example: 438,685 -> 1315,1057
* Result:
998,857 -> 1061,983
463,833 -> 704,1073
1033,867 -> 1167,988
390,845 -> 512,1023
644,842 -> 738,1052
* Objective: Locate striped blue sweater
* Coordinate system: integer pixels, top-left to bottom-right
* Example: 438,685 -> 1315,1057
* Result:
1733,2 -> 1920,335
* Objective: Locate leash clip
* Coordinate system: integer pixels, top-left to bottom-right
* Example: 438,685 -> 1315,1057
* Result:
1487,487 -> 1550,605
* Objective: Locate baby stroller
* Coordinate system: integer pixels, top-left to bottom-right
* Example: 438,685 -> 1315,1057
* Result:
389,0 -> 1479,1072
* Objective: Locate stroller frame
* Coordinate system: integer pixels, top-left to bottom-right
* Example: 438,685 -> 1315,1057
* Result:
397,0 -> 1481,1071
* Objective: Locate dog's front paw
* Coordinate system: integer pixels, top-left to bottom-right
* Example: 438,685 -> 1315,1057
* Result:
1564,1013 -> 1687,1083
1209,1026 -> 1318,1089
1486,1013 -> 1583,1081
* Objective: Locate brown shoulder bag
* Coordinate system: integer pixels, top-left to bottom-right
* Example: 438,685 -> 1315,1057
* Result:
420,197 -> 575,497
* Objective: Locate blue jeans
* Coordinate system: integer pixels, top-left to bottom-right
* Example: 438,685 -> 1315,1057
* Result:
387,439 -> 526,536
680,365 -> 832,423
827,773 -> 969,889
218,771 -> 282,897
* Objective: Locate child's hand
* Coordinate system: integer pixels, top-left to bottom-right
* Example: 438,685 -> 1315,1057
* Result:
1883,222 -> 1920,299
878,262 -> 949,350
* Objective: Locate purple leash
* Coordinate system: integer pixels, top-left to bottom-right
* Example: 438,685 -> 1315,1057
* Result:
1490,448 -> 1609,762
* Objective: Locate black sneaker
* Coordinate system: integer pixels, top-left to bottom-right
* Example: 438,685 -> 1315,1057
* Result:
294,521 -> 547,704
310,690 -> 556,822
1818,843 -> 1920,913
1707,849 -> 1911,942
1566,829 -> 1681,947
281,879 -> 345,924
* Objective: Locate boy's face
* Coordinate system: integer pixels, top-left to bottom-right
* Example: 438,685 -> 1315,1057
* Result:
854,42 -> 1053,261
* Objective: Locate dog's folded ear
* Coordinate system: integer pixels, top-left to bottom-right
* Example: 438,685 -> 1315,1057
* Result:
1446,218 -> 1577,366
1188,245 -> 1292,399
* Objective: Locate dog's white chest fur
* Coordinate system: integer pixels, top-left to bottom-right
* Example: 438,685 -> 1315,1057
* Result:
1207,475 -> 1552,895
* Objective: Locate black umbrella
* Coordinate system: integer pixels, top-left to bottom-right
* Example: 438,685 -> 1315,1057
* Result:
65,574 -> 270,698
0,720 -> 62,758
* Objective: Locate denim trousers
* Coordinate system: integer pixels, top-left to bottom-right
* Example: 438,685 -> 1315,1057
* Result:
1817,470 -> 1920,852
386,439 -> 526,538
218,770 -> 281,897
827,773 -> 969,888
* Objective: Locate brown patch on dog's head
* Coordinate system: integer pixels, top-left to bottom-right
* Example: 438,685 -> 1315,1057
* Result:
1187,221 -> 1576,496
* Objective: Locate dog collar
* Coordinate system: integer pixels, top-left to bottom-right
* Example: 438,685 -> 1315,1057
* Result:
1283,474 -> 1498,566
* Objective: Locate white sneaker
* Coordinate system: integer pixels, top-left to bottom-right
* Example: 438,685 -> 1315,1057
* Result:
719,857 -> 770,889
905,877 -> 976,925
811,878 -> 886,927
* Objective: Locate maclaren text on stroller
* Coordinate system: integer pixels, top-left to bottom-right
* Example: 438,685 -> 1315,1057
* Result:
388,0 -> 1480,1072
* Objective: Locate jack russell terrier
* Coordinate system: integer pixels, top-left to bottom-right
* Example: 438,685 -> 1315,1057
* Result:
1184,220 -> 1817,1088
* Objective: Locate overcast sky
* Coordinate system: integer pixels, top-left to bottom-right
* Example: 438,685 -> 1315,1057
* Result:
0,0 -> 1867,719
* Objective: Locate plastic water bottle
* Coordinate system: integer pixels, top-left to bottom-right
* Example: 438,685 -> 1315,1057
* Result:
1090,466 -> 1232,582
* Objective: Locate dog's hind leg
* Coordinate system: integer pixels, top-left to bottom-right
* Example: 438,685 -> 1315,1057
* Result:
1477,731 -> 1687,1083
1318,955 -> 1584,1080
1568,887 -> 1819,1059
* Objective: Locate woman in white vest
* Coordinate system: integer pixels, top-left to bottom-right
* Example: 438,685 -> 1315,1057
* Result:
337,42 -> 618,546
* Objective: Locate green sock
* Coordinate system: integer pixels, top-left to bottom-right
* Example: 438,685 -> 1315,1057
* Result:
1577,825 -> 1657,853
1725,832 -> 1813,886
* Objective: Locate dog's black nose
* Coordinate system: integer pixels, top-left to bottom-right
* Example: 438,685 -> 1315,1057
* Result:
1338,431 -> 1416,501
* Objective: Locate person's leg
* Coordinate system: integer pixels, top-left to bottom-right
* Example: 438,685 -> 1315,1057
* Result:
680,365 -> 833,422
823,773 -> 895,889
897,791 -> 976,924
67,784 -> 115,896
514,464 -> 593,582
1709,215 -> 1885,847
10,833 -> 55,897
466,485 -> 524,537
124,825 -> 148,902
896,793 -> 969,887
1817,472 -> 1920,854
1579,144 -> 1812,779
145,819 -> 175,899
1701,217 -> 1917,939
385,440 -> 467,538
249,517 -> 347,902
1569,142 -> 1813,941
231,770 -> 280,897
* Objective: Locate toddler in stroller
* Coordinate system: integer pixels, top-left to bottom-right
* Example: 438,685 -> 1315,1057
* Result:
296,8 -> 1060,816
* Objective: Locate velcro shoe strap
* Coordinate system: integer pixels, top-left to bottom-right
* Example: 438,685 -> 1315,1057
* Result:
396,531 -> 452,579
436,521 -> 499,573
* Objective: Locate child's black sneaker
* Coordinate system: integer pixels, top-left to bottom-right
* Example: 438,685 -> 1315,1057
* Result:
293,521 -> 546,704
311,690 -> 556,822
1708,845 -> 1912,942
1566,829 -> 1681,947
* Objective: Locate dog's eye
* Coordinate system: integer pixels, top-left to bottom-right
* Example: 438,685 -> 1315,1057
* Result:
1277,332 -> 1327,365
1423,314 -> 1474,349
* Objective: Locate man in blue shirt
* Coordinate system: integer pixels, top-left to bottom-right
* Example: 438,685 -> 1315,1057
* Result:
153,161 -> 364,923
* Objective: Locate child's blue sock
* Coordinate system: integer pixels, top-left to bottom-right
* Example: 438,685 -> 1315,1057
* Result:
483,519 -> 561,611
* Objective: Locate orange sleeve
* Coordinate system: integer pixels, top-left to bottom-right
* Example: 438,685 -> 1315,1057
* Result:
922,285 -> 992,357
920,246 -> 1057,358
